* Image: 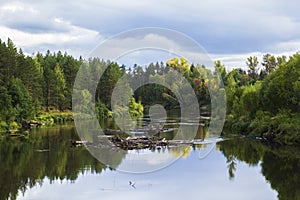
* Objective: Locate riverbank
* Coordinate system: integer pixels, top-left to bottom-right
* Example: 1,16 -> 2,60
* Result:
0,111 -> 74,134
224,110 -> 300,145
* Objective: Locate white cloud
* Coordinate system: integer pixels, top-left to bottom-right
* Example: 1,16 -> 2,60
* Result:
0,0 -> 300,62
90,29 -> 213,70
274,40 -> 300,53
0,1 -> 38,14
0,17 -> 101,57
211,52 -> 263,71
211,49 -> 297,72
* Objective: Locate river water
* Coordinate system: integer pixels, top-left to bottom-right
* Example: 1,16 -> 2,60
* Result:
1,121 -> 300,200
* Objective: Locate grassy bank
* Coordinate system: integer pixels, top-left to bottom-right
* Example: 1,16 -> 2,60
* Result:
0,111 -> 74,133
34,111 -> 74,126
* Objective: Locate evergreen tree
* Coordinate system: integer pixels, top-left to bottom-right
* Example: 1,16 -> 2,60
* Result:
97,62 -> 122,109
8,78 -> 33,122
53,64 -> 67,111
0,86 -> 14,126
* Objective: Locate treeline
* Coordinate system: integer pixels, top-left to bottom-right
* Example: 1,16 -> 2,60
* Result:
128,57 -> 212,109
73,56 -> 214,121
223,53 -> 300,145
1,37 -> 300,144
0,38 -> 148,131
73,58 -> 145,120
0,38 -> 81,131
0,38 -> 216,133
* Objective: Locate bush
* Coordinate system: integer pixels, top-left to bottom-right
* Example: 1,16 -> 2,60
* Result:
248,110 -> 272,136
95,101 -> 112,119
247,109 -> 300,144
231,121 -> 250,135
128,97 -> 144,118
0,121 -> 8,132
35,115 -> 54,126
9,121 -> 21,131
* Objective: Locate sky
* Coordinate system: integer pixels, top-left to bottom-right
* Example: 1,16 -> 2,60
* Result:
19,149 -> 278,200
0,0 -> 300,70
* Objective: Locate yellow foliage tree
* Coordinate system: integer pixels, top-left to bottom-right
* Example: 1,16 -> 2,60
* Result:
167,57 -> 190,74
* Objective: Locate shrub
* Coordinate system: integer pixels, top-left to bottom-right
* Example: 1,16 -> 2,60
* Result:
0,121 -> 8,132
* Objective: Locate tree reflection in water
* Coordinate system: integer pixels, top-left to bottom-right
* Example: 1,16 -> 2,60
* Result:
218,137 -> 300,200
1,125 -> 300,200
0,125 -> 111,200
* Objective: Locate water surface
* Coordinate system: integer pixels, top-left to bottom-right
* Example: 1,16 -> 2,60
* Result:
1,123 -> 299,200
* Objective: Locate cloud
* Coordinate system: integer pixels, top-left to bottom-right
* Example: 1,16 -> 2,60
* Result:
0,17 -> 101,57
0,1 -> 38,14
90,28 -> 213,70
211,52 -> 263,71
0,0 -> 300,64
274,40 -> 300,53
212,49 -> 298,72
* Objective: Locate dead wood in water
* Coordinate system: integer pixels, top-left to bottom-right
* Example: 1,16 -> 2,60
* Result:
108,136 -> 168,150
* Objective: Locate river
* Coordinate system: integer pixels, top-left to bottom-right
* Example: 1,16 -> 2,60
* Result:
1,120 -> 300,200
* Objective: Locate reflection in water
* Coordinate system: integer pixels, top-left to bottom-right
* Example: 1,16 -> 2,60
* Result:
217,137 -> 266,180
218,137 -> 300,200
0,124 -> 299,199
195,125 -> 209,141
262,147 -> 300,200
0,125 -> 108,200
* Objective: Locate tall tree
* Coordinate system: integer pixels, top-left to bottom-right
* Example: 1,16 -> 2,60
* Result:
42,51 -> 56,111
52,64 -> 67,111
62,56 -> 80,109
246,56 -> 259,83
214,60 -> 227,82
8,78 -> 33,122
260,53 -> 300,114
6,38 -> 18,80
0,86 -> 14,126
0,39 -> 6,85
16,53 -> 43,111
262,54 -> 277,74
97,62 -> 123,109
276,55 -> 287,66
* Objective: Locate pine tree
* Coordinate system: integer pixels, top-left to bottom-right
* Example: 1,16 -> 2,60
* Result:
53,64 -> 67,111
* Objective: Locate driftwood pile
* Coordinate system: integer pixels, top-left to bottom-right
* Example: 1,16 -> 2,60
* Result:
22,121 -> 44,129
108,136 -> 168,150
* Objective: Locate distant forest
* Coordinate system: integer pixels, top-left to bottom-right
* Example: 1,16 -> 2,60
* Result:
1,38 -> 300,144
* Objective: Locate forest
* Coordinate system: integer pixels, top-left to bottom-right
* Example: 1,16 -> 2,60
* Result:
0,38 -> 300,145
